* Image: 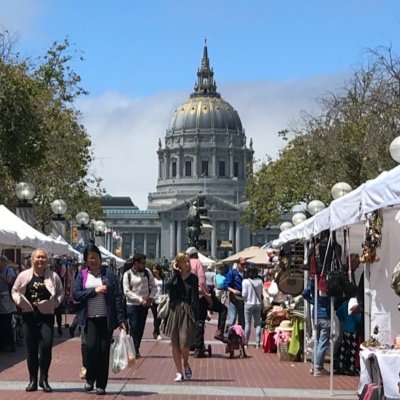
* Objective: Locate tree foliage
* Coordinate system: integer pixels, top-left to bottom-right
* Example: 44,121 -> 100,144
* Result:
243,46 -> 400,231
0,31 -> 103,231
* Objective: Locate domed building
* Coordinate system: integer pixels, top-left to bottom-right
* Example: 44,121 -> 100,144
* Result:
102,43 -> 276,260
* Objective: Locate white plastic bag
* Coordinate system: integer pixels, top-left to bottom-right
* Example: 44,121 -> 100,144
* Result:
111,329 -> 129,373
126,334 -> 136,367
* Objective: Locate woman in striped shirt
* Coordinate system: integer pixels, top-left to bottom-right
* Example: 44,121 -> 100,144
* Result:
73,244 -> 125,395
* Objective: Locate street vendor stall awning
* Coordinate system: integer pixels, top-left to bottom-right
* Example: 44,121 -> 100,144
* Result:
219,246 -> 268,265
0,205 -> 69,254
272,164 -> 400,246
98,245 -> 125,268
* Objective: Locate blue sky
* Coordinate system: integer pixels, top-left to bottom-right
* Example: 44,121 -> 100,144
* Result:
1,0 -> 400,209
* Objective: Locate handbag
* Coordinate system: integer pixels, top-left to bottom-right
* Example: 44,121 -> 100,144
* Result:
157,294 -> 170,320
275,268 -> 304,296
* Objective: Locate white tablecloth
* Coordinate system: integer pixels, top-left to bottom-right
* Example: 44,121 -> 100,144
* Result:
359,346 -> 400,399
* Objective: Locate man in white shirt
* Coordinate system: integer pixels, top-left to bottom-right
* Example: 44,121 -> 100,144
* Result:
123,253 -> 156,358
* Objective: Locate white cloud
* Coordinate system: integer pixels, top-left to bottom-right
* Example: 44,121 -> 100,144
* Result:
79,73 -> 348,210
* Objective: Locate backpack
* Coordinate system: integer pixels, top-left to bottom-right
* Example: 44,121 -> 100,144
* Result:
391,259 -> 400,296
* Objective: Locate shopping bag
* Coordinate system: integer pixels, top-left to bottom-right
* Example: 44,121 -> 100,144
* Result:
157,294 -> 170,320
126,334 -> 136,367
111,329 -> 129,373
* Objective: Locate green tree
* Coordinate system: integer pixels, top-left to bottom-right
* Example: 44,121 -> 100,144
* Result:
243,46 -> 400,230
0,31 -> 103,231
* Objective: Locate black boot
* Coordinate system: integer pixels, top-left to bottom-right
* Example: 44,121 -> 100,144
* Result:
39,375 -> 53,392
25,378 -> 38,392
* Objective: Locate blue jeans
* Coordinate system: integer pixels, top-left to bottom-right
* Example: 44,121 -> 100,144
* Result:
226,301 -> 237,327
244,303 -> 262,345
313,319 -> 331,369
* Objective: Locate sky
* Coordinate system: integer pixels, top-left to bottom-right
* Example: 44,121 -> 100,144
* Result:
1,0 -> 400,210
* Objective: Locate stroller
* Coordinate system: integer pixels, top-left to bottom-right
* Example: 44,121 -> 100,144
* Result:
225,324 -> 247,358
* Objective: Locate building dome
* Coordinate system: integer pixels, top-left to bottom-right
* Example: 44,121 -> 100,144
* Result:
168,96 -> 242,133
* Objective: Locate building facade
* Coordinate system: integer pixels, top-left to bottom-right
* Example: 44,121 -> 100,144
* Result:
102,43 -> 278,260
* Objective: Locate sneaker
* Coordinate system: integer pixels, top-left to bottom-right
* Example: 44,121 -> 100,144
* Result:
156,335 -> 162,341
309,368 -> 314,374
214,333 -> 225,342
255,343 -> 261,349
184,364 -> 192,379
174,372 -> 184,382
314,368 -> 330,376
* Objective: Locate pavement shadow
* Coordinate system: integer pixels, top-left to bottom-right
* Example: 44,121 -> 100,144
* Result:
119,390 -> 158,397
0,326 -> 77,373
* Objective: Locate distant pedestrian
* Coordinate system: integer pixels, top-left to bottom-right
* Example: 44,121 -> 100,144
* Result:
150,263 -> 165,340
11,248 -> 64,393
302,281 -> 331,376
123,253 -> 156,358
242,265 -> 263,348
0,254 -> 17,353
215,265 -> 227,305
163,252 -> 199,382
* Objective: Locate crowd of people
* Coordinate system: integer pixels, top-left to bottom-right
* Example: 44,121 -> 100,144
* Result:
0,241 -> 365,395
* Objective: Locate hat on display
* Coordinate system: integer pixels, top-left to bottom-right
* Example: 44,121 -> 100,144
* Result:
186,247 -> 198,256
276,320 -> 293,331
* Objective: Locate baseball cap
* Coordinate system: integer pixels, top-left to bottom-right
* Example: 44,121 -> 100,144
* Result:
186,247 -> 198,256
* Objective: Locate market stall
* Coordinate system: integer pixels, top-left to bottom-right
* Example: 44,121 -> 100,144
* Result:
0,204 -> 69,255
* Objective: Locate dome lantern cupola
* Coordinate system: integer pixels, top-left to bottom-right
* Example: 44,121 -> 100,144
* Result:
192,38 -> 220,98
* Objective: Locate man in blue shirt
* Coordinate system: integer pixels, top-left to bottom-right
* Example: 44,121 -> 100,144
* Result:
302,283 -> 331,376
224,257 -> 246,329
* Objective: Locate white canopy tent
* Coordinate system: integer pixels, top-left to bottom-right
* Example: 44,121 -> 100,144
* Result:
198,252 -> 214,267
98,245 -> 125,268
273,164 -> 400,245
271,165 -> 400,343
0,205 -> 69,255
52,235 -> 83,262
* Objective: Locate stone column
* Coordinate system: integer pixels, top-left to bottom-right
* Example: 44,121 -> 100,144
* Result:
235,226 -> 241,252
229,221 -> 234,243
211,226 -> 217,258
156,233 -> 160,259
169,221 -> 176,259
177,221 -> 182,253
131,234 -> 135,255
229,150 -> 234,178
212,149 -> 217,177
144,232 -> 148,256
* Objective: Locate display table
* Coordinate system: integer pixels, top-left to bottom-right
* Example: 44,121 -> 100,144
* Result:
359,345 -> 400,399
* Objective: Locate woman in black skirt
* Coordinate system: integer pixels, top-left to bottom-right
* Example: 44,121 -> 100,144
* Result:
163,252 -> 198,382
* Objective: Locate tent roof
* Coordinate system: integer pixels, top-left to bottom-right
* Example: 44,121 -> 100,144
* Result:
0,205 -> 69,254
98,245 -> 125,268
273,165 -> 400,246
219,246 -> 268,266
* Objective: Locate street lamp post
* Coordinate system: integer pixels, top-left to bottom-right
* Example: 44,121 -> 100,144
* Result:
75,211 -> 90,245
94,220 -> 106,247
51,199 -> 68,239
15,182 -> 36,226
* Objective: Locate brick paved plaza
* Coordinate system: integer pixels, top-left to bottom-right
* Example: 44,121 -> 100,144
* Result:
0,315 -> 359,400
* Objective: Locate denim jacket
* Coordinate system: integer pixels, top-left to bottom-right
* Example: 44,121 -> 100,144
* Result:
73,267 -> 125,331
